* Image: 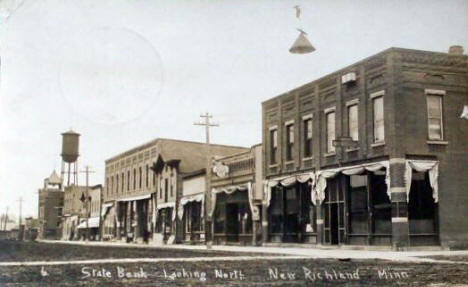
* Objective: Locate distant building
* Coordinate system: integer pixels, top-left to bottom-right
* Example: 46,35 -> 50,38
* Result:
210,144 -> 264,245
38,170 -> 64,239
261,46 -> 468,249
61,185 -> 87,240
76,185 -> 102,240
102,138 -> 247,244
24,217 -> 40,240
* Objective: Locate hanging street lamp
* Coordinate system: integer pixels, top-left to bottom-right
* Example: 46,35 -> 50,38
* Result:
290,29 -> 315,54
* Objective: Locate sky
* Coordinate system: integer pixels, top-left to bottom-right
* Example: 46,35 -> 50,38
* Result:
0,0 -> 467,220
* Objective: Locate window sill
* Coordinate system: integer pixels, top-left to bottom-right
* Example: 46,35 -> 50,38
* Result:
371,142 -> 385,148
324,152 -> 336,158
302,156 -> 314,161
427,140 -> 448,145
284,160 -> 294,165
268,164 -> 279,168
346,147 -> 360,152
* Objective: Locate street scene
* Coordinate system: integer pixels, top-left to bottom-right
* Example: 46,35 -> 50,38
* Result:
1,0 -> 468,286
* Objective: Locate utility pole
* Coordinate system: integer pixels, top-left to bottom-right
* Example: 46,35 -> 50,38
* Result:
3,207 -> 8,231
80,166 -> 95,242
194,112 -> 219,145
194,112 -> 219,248
18,197 -> 23,240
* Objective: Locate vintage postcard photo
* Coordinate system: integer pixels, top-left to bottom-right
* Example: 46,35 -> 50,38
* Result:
1,0 -> 468,286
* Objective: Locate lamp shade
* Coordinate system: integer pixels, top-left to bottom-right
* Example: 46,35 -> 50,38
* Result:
289,32 -> 315,54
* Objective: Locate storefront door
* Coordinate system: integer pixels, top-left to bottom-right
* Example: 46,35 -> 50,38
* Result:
283,186 -> 299,242
226,203 -> 240,242
323,177 -> 346,245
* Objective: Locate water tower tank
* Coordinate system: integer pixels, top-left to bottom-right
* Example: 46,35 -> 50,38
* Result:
61,130 -> 80,163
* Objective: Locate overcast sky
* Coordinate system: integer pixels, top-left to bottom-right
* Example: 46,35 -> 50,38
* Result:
1,0 -> 467,219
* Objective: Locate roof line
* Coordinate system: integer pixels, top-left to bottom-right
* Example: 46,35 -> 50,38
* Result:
105,137 -> 249,163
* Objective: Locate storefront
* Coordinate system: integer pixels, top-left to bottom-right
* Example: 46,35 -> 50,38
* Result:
101,203 -> 115,241
178,194 -> 204,243
263,173 -> 316,244
211,183 -> 259,245
315,161 -> 391,246
116,194 -> 151,243
405,160 -> 439,246
77,217 -> 100,240
312,160 -> 439,247
154,202 -> 176,244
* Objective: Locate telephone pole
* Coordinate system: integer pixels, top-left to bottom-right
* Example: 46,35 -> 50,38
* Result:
194,112 -> 219,145
3,207 -> 8,231
80,166 -> 95,242
194,112 -> 219,248
18,197 -> 24,240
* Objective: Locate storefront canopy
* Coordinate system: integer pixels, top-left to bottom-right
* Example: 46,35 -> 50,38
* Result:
314,161 -> 390,205
101,202 -> 113,217
178,193 -> 204,220
210,182 -> 260,220
116,194 -> 151,202
77,217 -> 100,229
263,172 -> 315,207
155,201 -> 176,222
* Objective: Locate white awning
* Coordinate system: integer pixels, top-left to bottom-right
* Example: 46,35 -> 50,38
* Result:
101,203 -> 113,217
263,172 -> 315,207
180,193 -> 204,206
210,182 -> 260,221
77,217 -> 100,229
157,201 -> 176,209
116,194 -> 151,202
315,161 -> 390,205
102,203 -> 113,208
178,193 -> 204,220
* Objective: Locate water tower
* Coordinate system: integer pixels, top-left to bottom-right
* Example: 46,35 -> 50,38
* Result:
60,130 -> 80,186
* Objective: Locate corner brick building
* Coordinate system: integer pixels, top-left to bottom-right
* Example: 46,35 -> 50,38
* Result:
262,46 -> 468,249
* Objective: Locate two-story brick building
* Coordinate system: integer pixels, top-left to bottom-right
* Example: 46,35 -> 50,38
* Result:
102,138 -> 247,244
262,46 -> 468,249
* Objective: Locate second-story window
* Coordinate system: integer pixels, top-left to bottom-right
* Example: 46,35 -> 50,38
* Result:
426,92 -> 443,140
269,128 -> 278,164
326,110 -> 336,153
111,176 -> 114,195
139,167 -> 142,189
303,118 -> 313,158
146,165 -> 149,188
133,169 -> 136,190
127,171 -> 130,191
164,178 -> 168,202
106,177 -> 109,196
286,123 -> 294,161
348,104 -> 359,141
121,172 -> 124,193
116,174 -> 119,193
372,92 -> 385,143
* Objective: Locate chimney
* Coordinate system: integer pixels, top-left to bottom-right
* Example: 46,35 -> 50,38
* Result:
448,45 -> 464,55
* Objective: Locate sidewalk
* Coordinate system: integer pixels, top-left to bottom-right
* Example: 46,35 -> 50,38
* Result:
40,239 -> 468,263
